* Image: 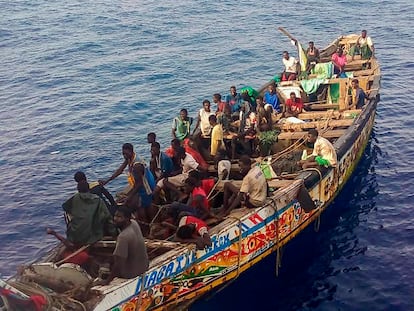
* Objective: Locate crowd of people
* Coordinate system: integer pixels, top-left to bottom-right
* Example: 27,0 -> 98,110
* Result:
47,30 -> 376,284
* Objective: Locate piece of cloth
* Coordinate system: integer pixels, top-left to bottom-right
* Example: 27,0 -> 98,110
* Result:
352,87 -> 367,109
179,215 -> 208,236
216,101 -> 229,113
172,116 -> 193,141
264,92 -> 281,113
283,56 -> 298,73
182,153 -> 199,174
240,165 -> 267,206
63,192 -> 116,245
190,187 -> 210,212
300,78 -> 325,94
199,108 -> 214,137
210,124 -> 224,156
311,136 -> 337,167
311,62 -> 333,79
315,156 -> 330,167
218,160 -> 231,180
201,178 -> 215,196
113,220 -> 149,279
61,249 -> 90,266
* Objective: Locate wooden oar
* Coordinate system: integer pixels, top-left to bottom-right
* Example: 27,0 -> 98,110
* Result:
278,27 -> 297,42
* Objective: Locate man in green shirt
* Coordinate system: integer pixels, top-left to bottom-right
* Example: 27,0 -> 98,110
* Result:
172,108 -> 193,142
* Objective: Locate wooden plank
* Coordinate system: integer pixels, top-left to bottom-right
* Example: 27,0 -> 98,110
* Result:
298,109 -> 361,120
214,179 -> 295,192
278,129 -> 346,140
278,118 -> 354,131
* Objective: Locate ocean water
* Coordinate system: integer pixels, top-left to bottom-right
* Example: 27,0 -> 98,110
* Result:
1,0 -> 413,310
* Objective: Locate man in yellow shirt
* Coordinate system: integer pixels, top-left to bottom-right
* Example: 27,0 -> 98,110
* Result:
299,129 -> 337,169
209,115 -> 225,158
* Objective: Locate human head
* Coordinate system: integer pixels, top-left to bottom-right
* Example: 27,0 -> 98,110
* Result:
351,79 -> 359,89
147,132 -> 156,144
268,84 -> 276,94
77,180 -> 89,193
74,171 -> 86,183
176,224 -> 195,239
361,30 -> 367,38
256,95 -> 264,107
180,109 -> 188,120
132,162 -> 145,176
114,206 -> 132,229
336,47 -> 343,56
171,138 -> 180,150
290,92 -> 297,100
122,143 -> 134,160
307,129 -> 319,144
208,114 -> 217,126
183,177 -> 198,194
202,99 -> 211,111
239,155 -> 252,175
230,86 -> 237,96
188,170 -> 201,182
309,41 -> 314,48
176,146 -> 186,159
213,93 -> 222,103
283,51 -> 289,60
151,141 -> 161,157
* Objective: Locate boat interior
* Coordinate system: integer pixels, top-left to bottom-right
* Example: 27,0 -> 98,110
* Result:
10,34 -> 380,310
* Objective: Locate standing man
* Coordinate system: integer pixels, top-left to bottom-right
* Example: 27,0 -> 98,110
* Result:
172,108 -> 193,142
150,141 -> 174,181
299,129 -> 337,169
226,86 -> 242,113
209,114 -> 225,158
193,99 -> 215,138
213,93 -> 230,114
102,207 -> 149,284
281,51 -> 298,81
306,41 -> 320,73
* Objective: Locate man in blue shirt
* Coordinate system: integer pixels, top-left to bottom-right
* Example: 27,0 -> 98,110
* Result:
226,85 -> 242,113
264,84 -> 281,113
351,79 -> 368,109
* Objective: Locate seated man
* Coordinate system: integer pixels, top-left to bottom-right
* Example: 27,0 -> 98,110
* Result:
281,51 -> 298,81
165,138 -> 182,172
284,92 -> 304,118
63,180 -> 117,246
350,29 -> 375,61
74,171 -> 117,215
231,104 -> 257,159
222,155 -> 267,215
175,215 -> 212,250
306,41 -> 320,73
256,96 -> 272,132
331,47 -> 347,76
298,129 -> 337,169
154,146 -> 201,201
150,142 -> 174,181
183,136 -> 209,171
101,207 -> 149,284
264,84 -> 281,113
215,148 -> 231,180
350,78 -> 368,109
172,108 -> 193,142
46,228 -> 90,267
213,93 -> 230,114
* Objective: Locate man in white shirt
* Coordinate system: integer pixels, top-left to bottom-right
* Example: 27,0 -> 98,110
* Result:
351,29 -> 375,60
299,129 -> 337,169
282,51 -> 298,81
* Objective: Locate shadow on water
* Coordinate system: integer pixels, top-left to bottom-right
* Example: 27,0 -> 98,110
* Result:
192,132 -> 380,311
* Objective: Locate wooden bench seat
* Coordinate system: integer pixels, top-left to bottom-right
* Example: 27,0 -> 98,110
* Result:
278,129 -> 346,140
278,118 -> 354,131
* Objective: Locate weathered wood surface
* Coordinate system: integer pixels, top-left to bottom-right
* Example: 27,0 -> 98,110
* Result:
278,118 -> 354,131
278,129 -> 346,140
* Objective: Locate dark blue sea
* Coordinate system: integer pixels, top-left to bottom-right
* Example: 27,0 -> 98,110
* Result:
1,0 -> 413,310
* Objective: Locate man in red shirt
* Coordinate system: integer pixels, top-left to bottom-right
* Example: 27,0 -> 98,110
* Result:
175,215 -> 212,249
284,92 -> 304,118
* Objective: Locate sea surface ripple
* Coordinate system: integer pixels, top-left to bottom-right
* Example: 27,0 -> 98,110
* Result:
1,0 -> 413,310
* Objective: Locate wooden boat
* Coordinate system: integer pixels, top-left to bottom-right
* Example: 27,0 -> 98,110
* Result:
0,32 -> 380,311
